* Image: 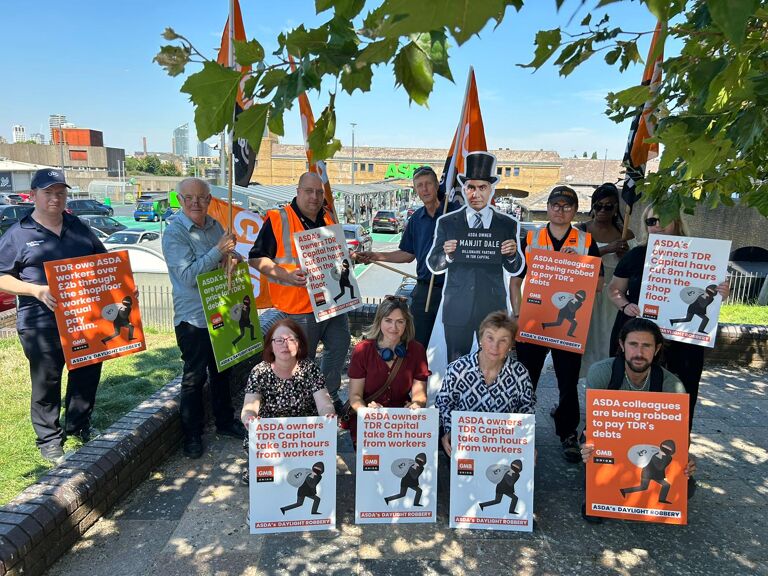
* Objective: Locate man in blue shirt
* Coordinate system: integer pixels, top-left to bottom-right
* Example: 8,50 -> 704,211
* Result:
354,166 -> 459,346
162,178 -> 246,459
0,169 -> 106,463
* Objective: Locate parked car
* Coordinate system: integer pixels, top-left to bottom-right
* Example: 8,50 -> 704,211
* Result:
91,228 -> 110,241
0,205 -> 34,235
134,196 -> 171,222
78,215 -> 127,236
0,193 -> 26,205
66,198 -> 113,217
0,290 -> 15,313
103,228 -> 160,248
372,210 -> 403,233
343,224 -> 373,253
394,276 -> 417,306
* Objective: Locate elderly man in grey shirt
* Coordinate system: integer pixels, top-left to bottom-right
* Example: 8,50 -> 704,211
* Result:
162,178 -> 246,459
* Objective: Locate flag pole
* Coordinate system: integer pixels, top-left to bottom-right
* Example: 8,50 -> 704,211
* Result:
226,0 -> 235,289
425,67 -> 474,312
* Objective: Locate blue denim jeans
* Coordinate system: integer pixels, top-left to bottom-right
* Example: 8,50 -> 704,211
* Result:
284,312 -> 350,402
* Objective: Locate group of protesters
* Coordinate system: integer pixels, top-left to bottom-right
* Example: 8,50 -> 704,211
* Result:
0,162 -> 727,524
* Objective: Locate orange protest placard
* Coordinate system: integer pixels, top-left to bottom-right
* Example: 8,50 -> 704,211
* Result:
44,250 -> 146,369
585,389 -> 689,525
516,249 -> 601,353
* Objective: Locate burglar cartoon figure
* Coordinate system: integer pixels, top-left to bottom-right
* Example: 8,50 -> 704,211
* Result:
385,452 -> 427,507
670,284 -> 718,333
101,296 -> 136,344
281,461 -> 324,515
232,294 -> 256,345
332,259 -> 355,303
542,290 -> 587,337
480,459 -> 523,514
621,439 -> 676,504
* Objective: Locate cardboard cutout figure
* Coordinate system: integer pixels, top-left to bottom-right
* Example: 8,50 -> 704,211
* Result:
427,151 -> 523,363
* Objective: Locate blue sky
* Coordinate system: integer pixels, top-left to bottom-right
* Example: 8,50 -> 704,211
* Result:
1,1 -> 662,159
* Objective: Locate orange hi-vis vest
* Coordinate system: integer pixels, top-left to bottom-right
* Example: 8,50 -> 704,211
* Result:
267,204 -> 334,314
525,226 -> 591,264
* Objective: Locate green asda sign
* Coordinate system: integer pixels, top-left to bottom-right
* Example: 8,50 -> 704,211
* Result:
384,163 -> 425,179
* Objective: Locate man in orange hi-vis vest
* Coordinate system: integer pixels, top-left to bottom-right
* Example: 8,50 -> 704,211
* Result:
509,186 -> 603,464
248,172 -> 350,414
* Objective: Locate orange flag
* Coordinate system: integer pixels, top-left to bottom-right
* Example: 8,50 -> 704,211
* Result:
288,56 -> 338,223
208,197 -> 272,308
438,67 -> 488,203
217,0 -> 256,187
621,22 -> 663,209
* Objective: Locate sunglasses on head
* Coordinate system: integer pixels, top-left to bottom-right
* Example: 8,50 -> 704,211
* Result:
413,166 -> 436,177
645,217 -> 660,227
593,202 -> 616,212
385,295 -> 408,303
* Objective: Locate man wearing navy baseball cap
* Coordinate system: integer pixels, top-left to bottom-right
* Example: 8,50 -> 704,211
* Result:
0,168 -> 107,464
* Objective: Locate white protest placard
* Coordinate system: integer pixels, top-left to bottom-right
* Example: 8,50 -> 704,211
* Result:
355,408 -> 439,524
638,234 -> 731,348
248,416 -> 337,534
449,411 -> 535,532
294,224 -> 363,321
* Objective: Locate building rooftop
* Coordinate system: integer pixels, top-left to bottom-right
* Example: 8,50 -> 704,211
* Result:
272,144 -> 562,165
0,158 -> 56,172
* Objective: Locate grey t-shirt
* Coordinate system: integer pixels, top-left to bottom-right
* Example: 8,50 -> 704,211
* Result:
586,358 -> 686,394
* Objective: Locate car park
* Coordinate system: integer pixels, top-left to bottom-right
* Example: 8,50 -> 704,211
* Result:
103,228 -> 160,248
162,207 -> 180,222
0,205 -> 34,235
343,224 -> 372,253
66,198 -> 113,217
372,210 -> 403,233
78,215 -> 127,236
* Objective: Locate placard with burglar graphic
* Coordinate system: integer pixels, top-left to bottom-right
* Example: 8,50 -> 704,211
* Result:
517,248 -> 601,354
585,389 -> 689,525
44,250 -> 146,369
449,411 -> 535,532
248,416 -> 337,534
355,408 -> 439,524
638,234 -> 731,348
294,224 -> 362,322
196,262 -> 264,371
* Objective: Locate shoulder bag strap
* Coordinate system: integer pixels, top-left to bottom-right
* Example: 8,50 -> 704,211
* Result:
365,356 -> 405,405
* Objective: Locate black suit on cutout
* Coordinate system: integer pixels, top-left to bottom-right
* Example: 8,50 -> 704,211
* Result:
427,207 -> 523,362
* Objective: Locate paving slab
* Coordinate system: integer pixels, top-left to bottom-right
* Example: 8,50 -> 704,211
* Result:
45,365 -> 768,575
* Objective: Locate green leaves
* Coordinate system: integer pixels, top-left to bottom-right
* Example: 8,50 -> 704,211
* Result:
366,0 -> 522,46
307,94 -> 342,162
315,0 -> 365,19
521,29 -> 562,70
706,0 -> 759,47
341,65 -> 374,94
153,45 -> 191,77
357,38 -> 400,66
394,42 -> 434,105
234,39 -> 264,67
181,62 -> 241,140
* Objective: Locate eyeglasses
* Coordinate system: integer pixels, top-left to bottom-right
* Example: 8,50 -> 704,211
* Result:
549,203 -> 574,212
593,203 -> 616,212
271,336 -> 298,345
645,217 -> 660,227
182,195 -> 211,205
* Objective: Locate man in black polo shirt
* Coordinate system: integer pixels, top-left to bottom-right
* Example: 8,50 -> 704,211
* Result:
0,169 -> 106,463
354,166 -> 460,346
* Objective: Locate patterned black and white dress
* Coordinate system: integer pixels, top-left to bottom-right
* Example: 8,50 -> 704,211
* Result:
436,352 -> 535,435
244,358 -> 326,418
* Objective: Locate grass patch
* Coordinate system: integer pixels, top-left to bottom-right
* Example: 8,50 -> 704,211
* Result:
720,303 -> 768,325
0,329 -> 181,505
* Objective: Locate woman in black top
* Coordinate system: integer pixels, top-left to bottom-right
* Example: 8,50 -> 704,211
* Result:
607,206 -> 729,427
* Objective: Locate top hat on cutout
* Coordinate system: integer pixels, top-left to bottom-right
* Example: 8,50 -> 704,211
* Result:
456,151 -> 500,187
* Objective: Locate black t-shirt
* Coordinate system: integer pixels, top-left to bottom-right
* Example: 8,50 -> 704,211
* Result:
516,224 -> 603,278
613,244 -> 648,304
248,199 -> 329,260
